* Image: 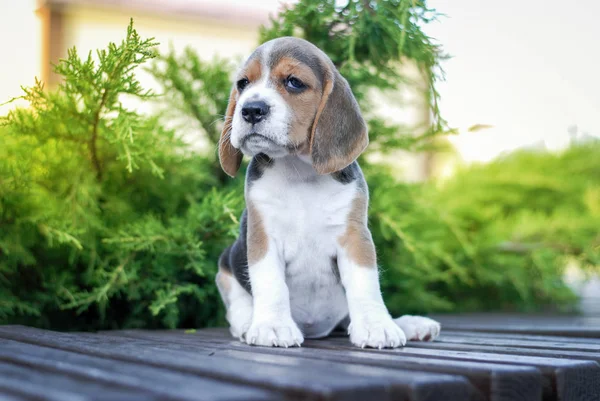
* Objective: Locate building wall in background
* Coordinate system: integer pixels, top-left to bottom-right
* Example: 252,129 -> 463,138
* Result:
40,1 -> 262,89
0,0 -> 42,108
366,60 -> 436,182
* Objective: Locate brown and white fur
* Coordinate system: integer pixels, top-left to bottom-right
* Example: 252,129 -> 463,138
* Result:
216,37 -> 440,348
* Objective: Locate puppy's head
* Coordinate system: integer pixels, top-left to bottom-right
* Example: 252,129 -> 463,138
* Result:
219,37 -> 368,177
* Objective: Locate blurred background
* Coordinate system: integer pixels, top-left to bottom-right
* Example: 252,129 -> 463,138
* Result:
0,0 -> 598,331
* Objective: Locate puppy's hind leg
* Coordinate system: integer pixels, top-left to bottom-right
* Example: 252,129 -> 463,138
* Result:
216,248 -> 253,342
393,315 -> 441,341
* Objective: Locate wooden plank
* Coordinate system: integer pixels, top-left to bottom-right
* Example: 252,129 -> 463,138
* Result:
0,326 -> 471,401
311,337 -> 600,401
407,339 -> 600,363
152,329 -> 598,401
434,314 -> 600,324
0,361 -> 153,401
211,348 -> 477,401
443,330 -> 600,345
161,329 -> 600,401
0,338 -> 277,401
89,331 -> 476,401
378,344 -> 599,401
434,335 -> 600,352
108,329 -> 544,401
433,315 -> 600,338
0,375 -> 80,401
0,326 -> 384,401
440,326 -> 600,338
0,393 -> 28,401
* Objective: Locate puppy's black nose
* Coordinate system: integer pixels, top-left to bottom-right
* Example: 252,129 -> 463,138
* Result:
241,101 -> 269,124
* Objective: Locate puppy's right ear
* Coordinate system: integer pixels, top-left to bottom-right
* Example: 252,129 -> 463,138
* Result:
219,86 -> 243,177
309,67 -> 368,175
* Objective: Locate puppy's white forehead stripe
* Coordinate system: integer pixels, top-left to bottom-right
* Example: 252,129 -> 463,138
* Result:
261,44 -> 276,89
230,40 -> 290,155
238,43 -> 273,103
239,75 -> 269,103
260,40 -> 274,75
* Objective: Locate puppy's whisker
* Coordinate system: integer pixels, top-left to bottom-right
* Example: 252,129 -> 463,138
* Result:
214,128 -> 236,154
210,118 -> 224,128
290,161 -> 301,180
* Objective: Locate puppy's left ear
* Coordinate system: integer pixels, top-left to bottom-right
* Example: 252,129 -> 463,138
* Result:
310,67 -> 368,174
219,87 -> 243,177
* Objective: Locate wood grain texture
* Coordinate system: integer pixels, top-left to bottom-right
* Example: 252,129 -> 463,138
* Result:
108,329 -> 542,401
432,314 -> 600,338
0,361 -> 154,401
442,330 -> 600,344
0,326 -> 471,401
0,338 -> 276,401
0,316 -> 599,401
411,336 -> 600,362
104,330 -> 478,401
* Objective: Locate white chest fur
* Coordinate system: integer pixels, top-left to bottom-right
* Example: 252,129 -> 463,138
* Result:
248,157 -> 356,337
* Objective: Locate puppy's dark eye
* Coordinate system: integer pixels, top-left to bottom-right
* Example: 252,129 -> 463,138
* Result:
285,76 -> 306,92
237,78 -> 250,91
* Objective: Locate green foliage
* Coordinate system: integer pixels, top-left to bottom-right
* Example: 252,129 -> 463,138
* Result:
0,21 -> 243,329
436,143 -> 600,272
369,143 -> 598,315
147,47 -> 234,148
368,163 -> 577,316
1,2 -> 595,332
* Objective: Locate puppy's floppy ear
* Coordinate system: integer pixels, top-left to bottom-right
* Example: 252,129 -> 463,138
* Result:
310,66 -> 368,174
219,86 -> 243,177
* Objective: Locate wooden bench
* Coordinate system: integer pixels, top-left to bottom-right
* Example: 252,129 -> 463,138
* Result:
0,315 -> 598,401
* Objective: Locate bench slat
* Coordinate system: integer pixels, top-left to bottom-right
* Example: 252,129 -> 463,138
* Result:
0,325 -> 470,401
0,338 -> 277,401
442,330 -> 600,344
128,329 -> 600,401
2,320 -> 598,401
109,329 -> 545,401
410,337 -> 600,362
435,334 -> 600,352
0,391 -> 28,401
301,337 -> 599,401
96,330 -> 477,401
433,315 -> 600,338
0,361 -> 154,401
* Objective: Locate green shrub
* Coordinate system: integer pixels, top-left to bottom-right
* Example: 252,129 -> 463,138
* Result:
1,3 -> 596,332
372,142 -> 599,315
0,21 -> 244,330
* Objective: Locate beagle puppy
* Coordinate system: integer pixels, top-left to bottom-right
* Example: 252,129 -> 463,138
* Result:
216,37 -> 440,348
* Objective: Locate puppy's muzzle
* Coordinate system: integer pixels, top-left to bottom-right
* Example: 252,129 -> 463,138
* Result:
241,100 -> 270,125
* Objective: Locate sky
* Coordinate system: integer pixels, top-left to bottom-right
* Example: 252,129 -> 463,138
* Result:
424,0 -> 600,162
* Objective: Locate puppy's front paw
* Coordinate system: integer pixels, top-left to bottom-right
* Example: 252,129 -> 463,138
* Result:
393,315 -> 441,341
245,318 -> 304,348
349,315 -> 406,349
